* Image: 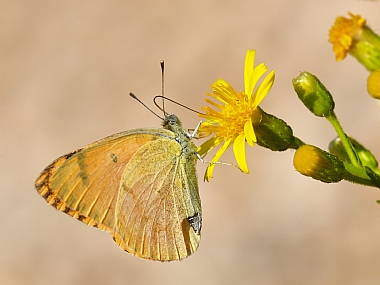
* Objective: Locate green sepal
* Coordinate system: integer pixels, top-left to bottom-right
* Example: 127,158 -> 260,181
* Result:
254,107 -> 304,151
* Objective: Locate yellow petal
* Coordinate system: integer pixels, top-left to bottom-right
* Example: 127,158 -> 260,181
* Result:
244,50 -> 256,95
233,133 -> 249,173
197,136 -> 220,156
247,63 -> 268,104
204,166 -> 214,182
204,139 -> 232,181
211,79 -> 236,105
252,70 -> 275,109
204,98 -> 223,110
244,119 -> 256,146
212,78 -> 229,89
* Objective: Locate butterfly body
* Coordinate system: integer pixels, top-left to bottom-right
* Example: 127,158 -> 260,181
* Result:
35,114 -> 202,261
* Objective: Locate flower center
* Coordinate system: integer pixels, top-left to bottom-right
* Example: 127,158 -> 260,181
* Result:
215,91 -> 259,140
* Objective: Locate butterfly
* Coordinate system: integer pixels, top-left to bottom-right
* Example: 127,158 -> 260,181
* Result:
35,107 -> 202,261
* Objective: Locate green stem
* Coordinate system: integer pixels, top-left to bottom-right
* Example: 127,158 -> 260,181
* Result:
326,112 -> 361,167
288,136 -> 305,150
342,162 -> 377,187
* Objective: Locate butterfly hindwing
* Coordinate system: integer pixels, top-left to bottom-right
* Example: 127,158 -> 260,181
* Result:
112,136 -> 201,260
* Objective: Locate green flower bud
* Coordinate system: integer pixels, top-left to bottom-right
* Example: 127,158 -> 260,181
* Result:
254,107 -> 303,151
329,136 -> 380,175
294,144 -> 345,183
292,72 -> 335,117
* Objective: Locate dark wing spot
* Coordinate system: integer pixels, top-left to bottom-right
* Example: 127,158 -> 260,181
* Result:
51,197 -> 60,208
77,152 -> 89,187
109,153 -> 118,163
64,149 -> 82,160
77,214 -> 87,222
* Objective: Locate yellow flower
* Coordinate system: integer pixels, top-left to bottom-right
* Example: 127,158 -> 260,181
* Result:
329,13 -> 366,61
197,50 -> 275,181
329,13 -> 380,71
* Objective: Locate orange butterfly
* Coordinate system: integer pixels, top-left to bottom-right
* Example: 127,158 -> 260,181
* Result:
35,99 -> 202,261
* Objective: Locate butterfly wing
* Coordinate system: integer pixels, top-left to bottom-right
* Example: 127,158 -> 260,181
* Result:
111,137 -> 201,261
35,129 -> 174,232
35,128 -> 202,261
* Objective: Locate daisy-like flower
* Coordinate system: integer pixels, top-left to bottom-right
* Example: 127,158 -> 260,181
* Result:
329,13 -> 380,71
197,50 -> 275,181
329,13 -> 366,61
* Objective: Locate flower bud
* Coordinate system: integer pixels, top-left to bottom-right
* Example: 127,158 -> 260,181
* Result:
254,107 -> 303,151
292,72 -> 335,117
367,69 -> 380,99
294,144 -> 345,183
329,136 -> 379,175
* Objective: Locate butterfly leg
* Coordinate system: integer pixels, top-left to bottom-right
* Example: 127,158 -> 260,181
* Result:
189,120 -> 203,139
196,153 -> 243,172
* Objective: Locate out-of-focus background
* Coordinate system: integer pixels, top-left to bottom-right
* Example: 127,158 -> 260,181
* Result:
2,2 -> 380,285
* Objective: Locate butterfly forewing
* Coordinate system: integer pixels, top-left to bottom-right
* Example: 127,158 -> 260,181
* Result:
36,130 -> 173,232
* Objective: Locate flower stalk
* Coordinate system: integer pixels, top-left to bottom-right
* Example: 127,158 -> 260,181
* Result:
325,112 -> 361,167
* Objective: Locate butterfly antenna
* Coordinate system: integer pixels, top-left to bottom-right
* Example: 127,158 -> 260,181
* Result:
129,92 -> 163,120
154,60 -> 205,116
154,95 -> 205,115
160,60 -> 167,116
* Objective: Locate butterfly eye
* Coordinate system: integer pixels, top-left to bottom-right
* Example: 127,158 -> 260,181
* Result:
163,114 -> 182,132
169,115 -> 178,126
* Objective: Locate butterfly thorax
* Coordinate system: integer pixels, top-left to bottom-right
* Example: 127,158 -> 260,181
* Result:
162,114 -> 197,158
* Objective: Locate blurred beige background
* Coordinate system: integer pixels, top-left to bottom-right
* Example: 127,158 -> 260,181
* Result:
2,1 -> 380,285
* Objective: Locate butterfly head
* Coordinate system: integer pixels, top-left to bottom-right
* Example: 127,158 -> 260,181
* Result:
162,114 -> 183,133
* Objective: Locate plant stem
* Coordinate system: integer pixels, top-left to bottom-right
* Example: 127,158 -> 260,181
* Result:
342,162 -> 378,187
326,111 -> 361,167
